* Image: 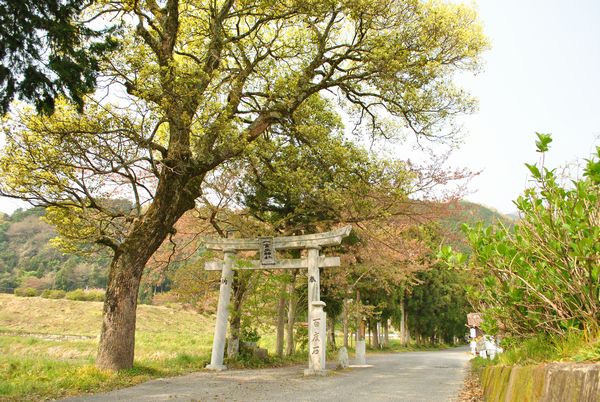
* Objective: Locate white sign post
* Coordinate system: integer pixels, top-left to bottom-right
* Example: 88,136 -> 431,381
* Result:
203,226 -> 351,375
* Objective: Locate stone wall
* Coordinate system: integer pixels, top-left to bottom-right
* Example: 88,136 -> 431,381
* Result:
481,363 -> 600,402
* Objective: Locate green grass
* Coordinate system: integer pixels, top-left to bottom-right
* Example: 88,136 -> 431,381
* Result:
224,350 -> 308,369
470,355 -> 496,372
0,293 -> 460,401
473,331 -> 600,369
0,293 -> 329,401
499,331 -> 599,365
0,294 -> 218,401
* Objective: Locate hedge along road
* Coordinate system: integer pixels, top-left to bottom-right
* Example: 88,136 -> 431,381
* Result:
64,346 -> 471,402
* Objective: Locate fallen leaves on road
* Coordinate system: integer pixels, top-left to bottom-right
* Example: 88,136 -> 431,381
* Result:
457,368 -> 483,402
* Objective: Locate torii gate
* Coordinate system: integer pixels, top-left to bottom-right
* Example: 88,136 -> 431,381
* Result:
204,226 -> 351,375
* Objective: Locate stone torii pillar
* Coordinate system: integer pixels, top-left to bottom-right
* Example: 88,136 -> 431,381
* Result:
205,248 -> 234,371
307,246 -> 320,331
203,226 -> 351,375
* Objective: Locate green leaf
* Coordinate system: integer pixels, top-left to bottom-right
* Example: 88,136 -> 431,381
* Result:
525,163 -> 541,179
583,150 -> 600,184
535,132 -> 553,153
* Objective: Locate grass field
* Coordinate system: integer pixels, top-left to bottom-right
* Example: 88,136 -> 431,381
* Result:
0,293 -> 447,401
0,293 -> 220,401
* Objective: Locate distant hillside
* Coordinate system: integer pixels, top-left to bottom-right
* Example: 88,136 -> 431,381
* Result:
1,201 -> 514,293
440,201 -> 515,253
505,211 -> 521,221
0,208 -> 110,292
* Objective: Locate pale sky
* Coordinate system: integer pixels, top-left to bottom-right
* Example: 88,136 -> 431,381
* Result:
1,0 -> 599,215
450,0 -> 600,213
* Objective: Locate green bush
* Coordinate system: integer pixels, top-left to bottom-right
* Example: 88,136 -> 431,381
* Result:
14,287 -> 38,297
65,289 -> 105,302
445,134 -> 599,338
241,327 -> 261,343
295,325 -> 309,351
65,289 -> 86,301
86,289 -> 105,302
41,289 -> 66,299
492,331 -> 600,364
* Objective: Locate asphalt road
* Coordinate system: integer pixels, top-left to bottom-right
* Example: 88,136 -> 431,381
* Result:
64,346 -> 471,402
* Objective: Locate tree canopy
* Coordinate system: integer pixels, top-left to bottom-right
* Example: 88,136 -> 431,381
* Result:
0,0 -> 116,114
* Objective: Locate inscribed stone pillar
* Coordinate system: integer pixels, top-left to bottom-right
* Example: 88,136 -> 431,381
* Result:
355,340 -> 366,365
206,248 -> 235,370
305,301 -> 327,376
306,246 -> 320,369
321,310 -> 327,369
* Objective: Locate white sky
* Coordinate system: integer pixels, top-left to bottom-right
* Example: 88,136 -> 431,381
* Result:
1,0 -> 599,215
448,0 -> 600,213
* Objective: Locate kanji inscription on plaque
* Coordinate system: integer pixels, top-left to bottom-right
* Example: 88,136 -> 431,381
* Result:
259,237 -> 276,265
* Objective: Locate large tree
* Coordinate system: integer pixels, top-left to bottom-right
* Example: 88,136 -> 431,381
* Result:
0,0 -> 487,370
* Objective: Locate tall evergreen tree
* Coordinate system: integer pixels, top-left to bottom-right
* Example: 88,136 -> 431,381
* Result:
0,0 -> 116,114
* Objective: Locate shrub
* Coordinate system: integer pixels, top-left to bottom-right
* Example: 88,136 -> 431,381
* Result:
151,291 -> 179,306
295,325 -> 309,351
14,287 -> 38,297
241,327 -> 261,343
65,289 -> 86,301
20,275 -> 53,291
85,289 -> 105,302
446,134 -> 599,338
41,289 -> 66,299
65,289 -> 105,302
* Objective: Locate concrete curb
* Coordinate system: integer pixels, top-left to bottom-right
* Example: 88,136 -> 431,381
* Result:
481,362 -> 600,402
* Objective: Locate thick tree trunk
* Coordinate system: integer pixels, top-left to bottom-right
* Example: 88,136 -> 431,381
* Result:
285,270 -> 298,356
399,299 -> 409,346
96,254 -> 143,371
227,271 -> 249,358
355,289 -> 361,342
383,319 -> 389,347
96,227 -> 180,370
327,314 -> 336,350
359,319 -> 366,343
227,309 -> 241,358
96,160 -> 202,370
342,298 -> 349,348
371,319 -> 380,349
275,279 -> 287,357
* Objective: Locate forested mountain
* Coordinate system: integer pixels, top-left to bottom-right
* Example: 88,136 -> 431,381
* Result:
388,202 -> 513,344
440,201 -> 514,252
0,201 -> 513,296
0,208 -> 110,292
